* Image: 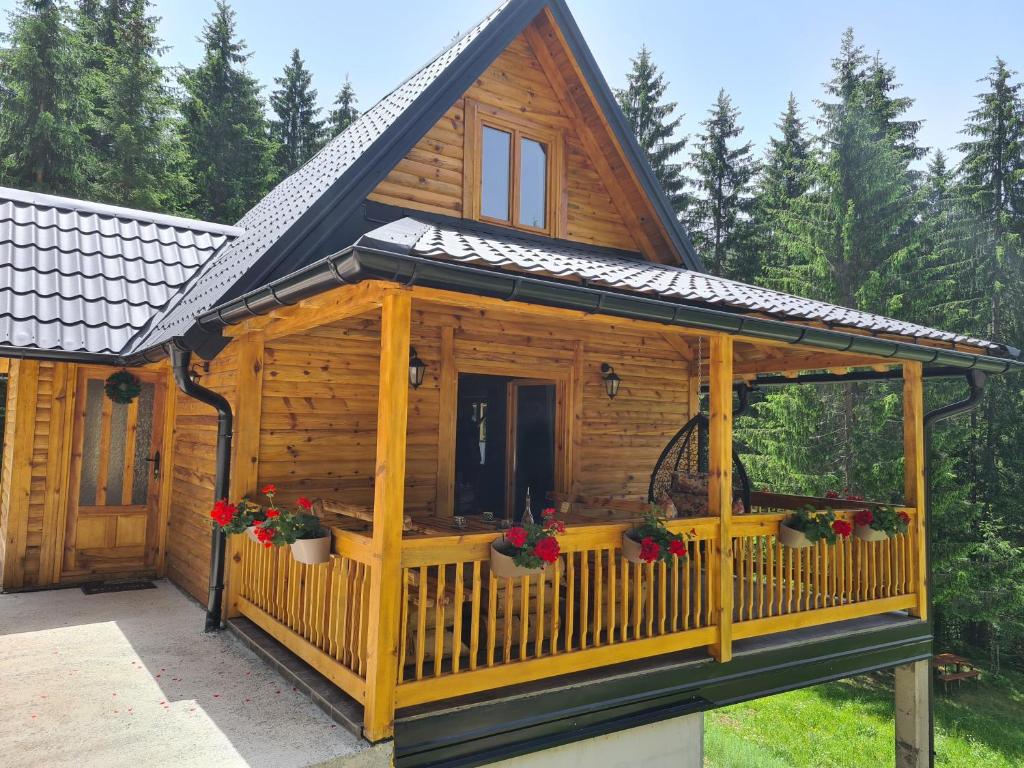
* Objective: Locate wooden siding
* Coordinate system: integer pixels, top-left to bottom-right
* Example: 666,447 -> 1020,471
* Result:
368,31 -> 641,254
164,349 -> 238,602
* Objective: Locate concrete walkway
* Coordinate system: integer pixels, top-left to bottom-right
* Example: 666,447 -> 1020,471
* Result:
0,581 -> 372,768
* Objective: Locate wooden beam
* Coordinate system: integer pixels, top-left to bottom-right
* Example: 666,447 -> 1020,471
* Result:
661,333 -> 693,363
434,326 -> 457,518
1,359 -> 39,589
903,361 -> 927,620
154,364 -> 177,578
227,281 -> 389,340
38,363 -> 74,587
708,336 -> 734,662
363,292 -> 412,742
225,333 -> 265,619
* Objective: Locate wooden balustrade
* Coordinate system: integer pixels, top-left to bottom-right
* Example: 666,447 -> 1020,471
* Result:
231,508 -> 922,716
236,530 -> 373,703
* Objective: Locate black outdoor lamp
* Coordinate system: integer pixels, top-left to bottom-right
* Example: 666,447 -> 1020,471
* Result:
600,363 -> 621,399
409,347 -> 427,389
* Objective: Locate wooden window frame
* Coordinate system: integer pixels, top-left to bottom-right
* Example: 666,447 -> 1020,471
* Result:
464,98 -> 565,238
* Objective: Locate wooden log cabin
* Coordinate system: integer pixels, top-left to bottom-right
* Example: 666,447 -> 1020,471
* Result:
0,1 -> 1019,765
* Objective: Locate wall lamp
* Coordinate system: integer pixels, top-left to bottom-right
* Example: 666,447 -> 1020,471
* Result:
409,347 -> 427,389
600,363 -> 621,399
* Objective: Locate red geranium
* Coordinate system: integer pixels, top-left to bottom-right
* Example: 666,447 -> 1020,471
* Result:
898,511 -> 911,525
533,536 -> 560,563
542,507 -> 556,518
668,539 -> 688,557
832,519 -> 853,538
825,490 -> 840,499
639,536 -> 661,563
261,484 -> 277,496
854,509 -> 874,527
265,509 -> 280,519
297,497 -> 313,511
210,499 -> 236,527
254,523 -> 276,548
546,518 -> 566,534
506,526 -> 528,548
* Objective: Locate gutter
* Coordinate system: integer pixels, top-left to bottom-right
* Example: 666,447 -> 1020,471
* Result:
168,341 -> 233,632
195,244 -> 1024,376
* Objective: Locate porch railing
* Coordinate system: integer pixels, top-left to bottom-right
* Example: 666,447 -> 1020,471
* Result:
232,508 -> 921,715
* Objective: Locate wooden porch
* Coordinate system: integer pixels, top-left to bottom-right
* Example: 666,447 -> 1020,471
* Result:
217,280 -> 930,741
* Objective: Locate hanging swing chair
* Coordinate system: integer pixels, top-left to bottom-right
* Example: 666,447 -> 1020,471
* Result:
647,338 -> 752,515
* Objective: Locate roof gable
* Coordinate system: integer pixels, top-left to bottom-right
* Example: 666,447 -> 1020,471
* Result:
129,0 -> 701,357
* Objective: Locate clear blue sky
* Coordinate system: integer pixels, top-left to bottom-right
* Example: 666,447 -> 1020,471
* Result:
5,0 -> 1023,163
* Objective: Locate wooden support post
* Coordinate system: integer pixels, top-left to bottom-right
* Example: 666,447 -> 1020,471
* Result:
895,660 -> 931,768
226,333 -> 265,619
903,362 -> 927,620
0,359 -> 39,590
363,291 -> 412,742
708,335 -> 734,662
435,326 -> 456,518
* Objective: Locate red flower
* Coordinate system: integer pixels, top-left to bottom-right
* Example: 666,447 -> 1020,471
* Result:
297,497 -> 313,511
210,500 -> 236,527
898,511 -> 911,524
546,518 -> 566,534
506,527 -> 528,549
542,507 -> 556,518
533,536 -> 560,563
668,539 -> 688,557
825,490 -> 840,499
255,525 -> 275,546
261,484 -> 277,496
639,536 -> 661,563
265,509 -> 280,519
854,509 -> 874,527
832,519 -> 853,538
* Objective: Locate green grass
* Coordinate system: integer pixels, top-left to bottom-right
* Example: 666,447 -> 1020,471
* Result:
705,667 -> 1024,767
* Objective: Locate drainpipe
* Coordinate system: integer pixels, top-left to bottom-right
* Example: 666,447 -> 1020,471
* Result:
920,369 -> 985,767
168,342 -> 234,632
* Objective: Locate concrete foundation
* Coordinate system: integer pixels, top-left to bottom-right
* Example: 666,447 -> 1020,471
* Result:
485,711 -> 704,768
895,660 -> 932,768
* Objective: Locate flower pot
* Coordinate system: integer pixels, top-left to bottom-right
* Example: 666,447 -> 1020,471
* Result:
246,525 -> 259,542
291,535 -> 331,565
621,532 -> 645,564
490,541 -> 545,579
778,522 -> 815,549
855,525 -> 891,542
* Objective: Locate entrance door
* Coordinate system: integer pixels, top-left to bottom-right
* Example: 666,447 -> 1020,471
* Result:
62,369 -> 166,581
505,380 -> 557,521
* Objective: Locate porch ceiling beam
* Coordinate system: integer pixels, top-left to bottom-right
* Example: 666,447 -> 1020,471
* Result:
660,333 -> 694,363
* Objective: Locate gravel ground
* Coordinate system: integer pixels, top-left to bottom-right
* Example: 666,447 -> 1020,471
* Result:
0,581 -> 372,768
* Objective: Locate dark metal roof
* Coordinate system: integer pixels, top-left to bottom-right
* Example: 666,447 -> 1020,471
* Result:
127,0 -> 703,358
401,218 -> 1003,351
0,187 -> 240,357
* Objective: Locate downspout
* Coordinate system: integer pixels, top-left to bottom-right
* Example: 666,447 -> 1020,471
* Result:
920,370 -> 985,767
168,342 -> 234,632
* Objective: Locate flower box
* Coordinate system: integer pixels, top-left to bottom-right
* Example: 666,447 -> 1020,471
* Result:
779,522 -> 816,549
246,525 -> 260,542
621,532 -> 645,564
490,541 -> 547,579
855,525 -> 891,542
291,534 -> 331,564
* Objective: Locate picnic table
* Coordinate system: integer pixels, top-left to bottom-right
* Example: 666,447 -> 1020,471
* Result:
931,652 -> 981,692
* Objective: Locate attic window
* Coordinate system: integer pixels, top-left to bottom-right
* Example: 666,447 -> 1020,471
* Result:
467,99 -> 562,237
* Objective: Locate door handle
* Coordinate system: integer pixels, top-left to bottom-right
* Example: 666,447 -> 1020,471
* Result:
145,451 -> 161,479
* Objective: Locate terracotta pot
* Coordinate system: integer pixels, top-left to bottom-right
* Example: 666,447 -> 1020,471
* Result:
291,535 -> 331,565
855,525 -> 891,542
489,541 -> 546,579
621,532 -> 645,564
779,522 -> 815,549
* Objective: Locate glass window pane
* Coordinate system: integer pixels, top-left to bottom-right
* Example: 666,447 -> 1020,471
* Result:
78,379 -> 105,506
481,126 -> 511,221
106,401 -> 128,504
131,383 -> 155,505
519,138 -> 548,229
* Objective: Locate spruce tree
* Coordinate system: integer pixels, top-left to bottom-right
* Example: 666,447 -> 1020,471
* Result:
327,77 -> 359,138
179,0 -> 275,222
0,0 -> 92,193
270,48 -> 324,175
89,0 -> 191,211
687,89 -> 757,279
615,46 -> 688,214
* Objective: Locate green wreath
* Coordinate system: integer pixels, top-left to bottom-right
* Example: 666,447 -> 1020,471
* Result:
104,370 -> 142,404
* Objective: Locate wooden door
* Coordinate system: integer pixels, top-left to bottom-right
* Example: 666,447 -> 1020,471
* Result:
61,368 -> 166,581
504,379 -> 557,521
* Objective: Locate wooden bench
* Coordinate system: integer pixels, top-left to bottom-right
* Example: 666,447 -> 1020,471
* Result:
931,652 -> 981,692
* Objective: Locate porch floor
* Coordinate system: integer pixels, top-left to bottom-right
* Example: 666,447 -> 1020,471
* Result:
0,581 -> 369,768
